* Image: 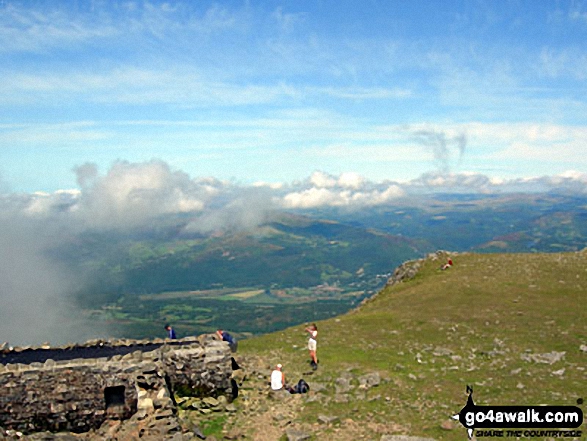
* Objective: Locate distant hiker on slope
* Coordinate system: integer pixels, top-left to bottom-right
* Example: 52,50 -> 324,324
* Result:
305,323 -> 318,370
441,258 -> 453,270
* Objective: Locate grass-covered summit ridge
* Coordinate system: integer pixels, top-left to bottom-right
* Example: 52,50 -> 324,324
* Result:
220,251 -> 587,440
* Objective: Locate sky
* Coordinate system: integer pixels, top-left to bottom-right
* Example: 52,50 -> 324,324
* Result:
1,0 -> 587,198
2,1 -> 587,345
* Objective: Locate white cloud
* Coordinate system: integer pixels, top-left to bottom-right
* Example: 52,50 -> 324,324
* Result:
282,187 -> 339,208
13,160 -> 279,232
271,7 -> 306,33
24,193 -> 65,216
569,3 -> 587,24
0,2 -> 242,54
319,86 -> 412,100
309,171 -> 337,188
0,4 -> 118,53
5,161 -> 587,225
72,160 -> 209,229
0,68 -> 298,107
281,171 -> 405,208
409,172 -> 495,192
253,181 -> 284,190
558,170 -> 587,181
337,172 -> 365,189
0,66 -> 420,109
280,184 -> 406,209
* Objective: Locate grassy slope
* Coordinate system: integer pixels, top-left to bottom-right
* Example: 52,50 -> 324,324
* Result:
237,252 -> 587,440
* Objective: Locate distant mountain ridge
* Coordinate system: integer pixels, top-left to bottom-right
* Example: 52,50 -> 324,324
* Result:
298,192 -> 587,253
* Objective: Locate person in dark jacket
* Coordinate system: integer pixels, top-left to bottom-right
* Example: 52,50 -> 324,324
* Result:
164,324 -> 177,339
216,329 -> 238,352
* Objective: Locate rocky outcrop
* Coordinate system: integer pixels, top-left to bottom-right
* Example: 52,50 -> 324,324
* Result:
386,250 -> 457,287
385,259 -> 422,287
354,251 -> 456,310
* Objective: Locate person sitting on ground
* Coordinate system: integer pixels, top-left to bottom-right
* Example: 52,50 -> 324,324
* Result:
216,329 -> 238,352
305,323 -> 318,369
271,363 -> 285,391
164,324 -> 177,339
441,258 -> 453,270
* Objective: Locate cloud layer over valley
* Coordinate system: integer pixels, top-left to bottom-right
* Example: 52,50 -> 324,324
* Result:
1,160 -> 587,346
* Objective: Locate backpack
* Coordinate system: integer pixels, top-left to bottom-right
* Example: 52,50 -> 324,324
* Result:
296,379 -> 310,394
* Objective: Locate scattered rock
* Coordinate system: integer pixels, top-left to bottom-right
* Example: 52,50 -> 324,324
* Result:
335,377 -> 352,394
432,347 -> 453,357
285,428 -> 311,441
358,372 -> 380,389
317,414 -> 340,424
520,351 -> 565,364
202,397 -> 219,408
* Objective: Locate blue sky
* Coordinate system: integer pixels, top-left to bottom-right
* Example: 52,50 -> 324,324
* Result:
2,0 -> 587,346
1,0 -> 587,195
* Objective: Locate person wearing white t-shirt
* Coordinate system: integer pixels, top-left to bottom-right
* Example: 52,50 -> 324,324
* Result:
271,364 -> 285,390
305,323 -> 318,369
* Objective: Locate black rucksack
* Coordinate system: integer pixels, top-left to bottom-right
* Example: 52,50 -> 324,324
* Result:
296,379 -> 310,394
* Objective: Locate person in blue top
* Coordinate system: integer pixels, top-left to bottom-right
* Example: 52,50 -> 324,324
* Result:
216,329 -> 238,352
164,324 -> 177,339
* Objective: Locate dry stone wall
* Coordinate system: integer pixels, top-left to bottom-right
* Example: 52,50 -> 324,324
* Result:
0,335 -> 233,435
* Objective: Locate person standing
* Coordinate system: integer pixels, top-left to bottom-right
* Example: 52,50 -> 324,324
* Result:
164,324 -> 177,339
305,323 -> 318,369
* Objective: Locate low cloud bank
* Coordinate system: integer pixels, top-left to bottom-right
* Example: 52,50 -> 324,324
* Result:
281,171 -> 404,209
7,161 -> 587,221
1,160 -> 587,346
0,210 -> 109,347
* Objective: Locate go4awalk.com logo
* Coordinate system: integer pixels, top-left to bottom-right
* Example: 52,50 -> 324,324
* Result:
451,386 -> 584,439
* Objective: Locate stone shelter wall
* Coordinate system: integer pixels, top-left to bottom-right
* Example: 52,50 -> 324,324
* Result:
0,335 -> 232,435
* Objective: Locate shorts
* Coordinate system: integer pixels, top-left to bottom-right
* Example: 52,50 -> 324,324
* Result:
308,338 -> 317,351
